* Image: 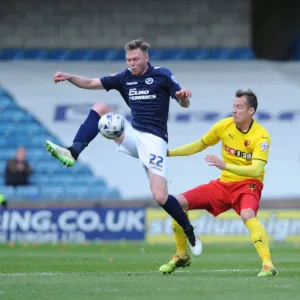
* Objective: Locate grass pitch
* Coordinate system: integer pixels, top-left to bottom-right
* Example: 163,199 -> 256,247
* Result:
0,242 -> 299,300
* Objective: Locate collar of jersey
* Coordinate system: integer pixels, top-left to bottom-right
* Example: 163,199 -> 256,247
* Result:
236,119 -> 254,134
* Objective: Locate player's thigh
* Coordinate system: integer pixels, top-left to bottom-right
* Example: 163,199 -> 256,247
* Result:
181,183 -> 214,211
136,132 -> 168,180
181,180 -> 230,216
116,121 -> 139,158
231,180 -> 263,216
136,132 -> 168,201
147,171 -> 168,203
234,193 -> 260,217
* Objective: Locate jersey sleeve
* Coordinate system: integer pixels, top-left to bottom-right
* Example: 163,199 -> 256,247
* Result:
252,134 -> 271,163
100,72 -> 122,91
162,68 -> 182,99
201,119 -> 226,146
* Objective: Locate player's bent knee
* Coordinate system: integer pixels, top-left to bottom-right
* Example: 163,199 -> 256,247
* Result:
177,195 -> 189,211
92,103 -> 114,117
240,208 -> 256,223
152,190 -> 168,206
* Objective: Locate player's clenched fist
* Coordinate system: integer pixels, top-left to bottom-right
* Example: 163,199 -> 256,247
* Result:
175,89 -> 192,100
53,71 -> 72,83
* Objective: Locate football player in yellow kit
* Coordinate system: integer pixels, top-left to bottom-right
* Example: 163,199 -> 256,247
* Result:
159,89 -> 278,277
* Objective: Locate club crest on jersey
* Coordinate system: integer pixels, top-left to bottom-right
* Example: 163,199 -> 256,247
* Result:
248,183 -> 256,191
145,77 -> 153,85
244,140 -> 251,147
260,141 -> 269,152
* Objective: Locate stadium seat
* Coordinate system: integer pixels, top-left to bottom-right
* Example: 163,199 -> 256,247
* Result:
29,174 -> 50,185
44,174 -> 75,185
0,148 -> 15,160
40,186 -> 65,200
69,164 -> 93,175
0,160 -> 6,174
15,185 -> 40,200
64,186 -> 89,199
87,177 -> 107,187
1,186 -> 15,199
35,161 -> 67,174
0,123 -> 16,134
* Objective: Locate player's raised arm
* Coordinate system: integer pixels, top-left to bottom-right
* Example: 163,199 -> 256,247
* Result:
169,121 -> 222,157
168,139 -> 208,156
53,71 -> 104,90
162,68 -> 191,108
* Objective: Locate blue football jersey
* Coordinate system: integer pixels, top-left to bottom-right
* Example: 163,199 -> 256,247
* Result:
100,63 -> 181,142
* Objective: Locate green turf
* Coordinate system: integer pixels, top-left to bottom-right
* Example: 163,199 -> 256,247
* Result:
0,242 -> 299,300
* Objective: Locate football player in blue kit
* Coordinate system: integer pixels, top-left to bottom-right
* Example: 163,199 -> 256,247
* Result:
46,38 -> 202,256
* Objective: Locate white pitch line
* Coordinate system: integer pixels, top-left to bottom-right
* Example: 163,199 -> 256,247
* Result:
0,268 -> 299,277
0,272 -> 59,277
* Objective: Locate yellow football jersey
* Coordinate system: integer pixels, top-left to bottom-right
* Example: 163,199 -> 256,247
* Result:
201,117 -> 270,182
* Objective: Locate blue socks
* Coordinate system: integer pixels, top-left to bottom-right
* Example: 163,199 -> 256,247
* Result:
69,109 -> 100,159
161,194 -> 192,232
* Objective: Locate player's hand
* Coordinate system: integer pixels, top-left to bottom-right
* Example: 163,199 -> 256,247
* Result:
205,155 -> 226,170
175,89 -> 192,100
53,71 -> 72,83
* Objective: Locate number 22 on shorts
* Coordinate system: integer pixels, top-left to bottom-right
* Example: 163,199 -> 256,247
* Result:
149,154 -> 164,168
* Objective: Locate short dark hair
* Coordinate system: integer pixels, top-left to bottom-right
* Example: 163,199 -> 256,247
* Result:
235,89 -> 258,113
124,38 -> 150,53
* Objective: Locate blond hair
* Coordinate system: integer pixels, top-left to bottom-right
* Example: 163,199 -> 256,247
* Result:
124,38 -> 150,53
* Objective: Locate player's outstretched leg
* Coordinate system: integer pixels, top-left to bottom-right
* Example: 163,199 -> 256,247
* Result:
241,206 -> 278,277
46,103 -> 113,167
159,193 -> 202,256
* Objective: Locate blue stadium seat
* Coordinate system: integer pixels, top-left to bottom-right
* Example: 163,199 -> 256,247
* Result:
0,123 -> 16,134
44,174 -> 75,185
22,123 -> 48,134
30,174 -> 50,185
0,109 -> 33,123
29,134 -> 56,147
72,175 -> 97,186
15,185 -> 40,200
0,138 -> 7,146
87,186 -> 110,199
0,89 -> 8,97
106,188 -> 121,199
64,186 -> 89,199
34,161 -> 61,173
69,164 -> 92,175
3,123 -> 48,136
40,185 -> 65,200
1,186 -> 15,198
0,96 -> 17,109
0,160 -> 6,174
0,148 -> 15,160
27,148 -> 49,160
87,177 -> 107,187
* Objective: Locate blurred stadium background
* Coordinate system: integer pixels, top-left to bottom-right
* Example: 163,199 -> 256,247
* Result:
0,1 -> 300,297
